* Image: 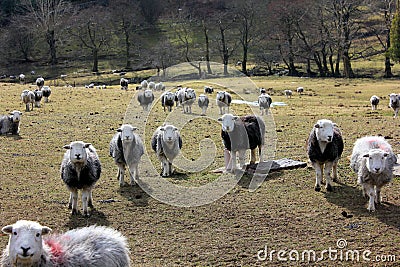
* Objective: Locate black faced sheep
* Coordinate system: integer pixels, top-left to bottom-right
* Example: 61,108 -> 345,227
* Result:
370,95 -> 379,110
109,124 -> 144,186
177,87 -> 196,114
204,86 -> 214,94
1,220 -> 130,267
20,90 -> 35,112
307,119 -> 344,192
198,94 -> 209,116
218,114 -> 265,172
296,87 -> 304,95
60,141 -> 101,216
137,89 -> 154,111
258,94 -> 272,115
151,124 -> 182,177
216,91 -> 232,115
120,78 -> 129,90
0,110 -> 22,135
388,93 -> 399,118
36,77 -> 44,89
350,136 -> 397,212
41,86 -> 52,103
161,92 -> 175,112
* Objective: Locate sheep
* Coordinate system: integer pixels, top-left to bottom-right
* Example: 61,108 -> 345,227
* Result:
284,89 -> 292,98
41,86 -> 52,103
1,220 -> 130,267
148,81 -> 156,90
370,95 -> 379,110
350,136 -> 397,212
155,82 -> 165,91
307,119 -> 344,192
218,114 -> 265,173
85,83 -> 95,89
258,94 -> 272,115
34,89 -> 43,108
18,74 -> 25,84
259,88 -> 266,94
151,124 -> 182,177
161,91 -> 175,112
109,124 -> 144,186
216,91 -> 232,115
0,110 -> 22,135
388,93 -> 400,118
197,94 -> 209,116
177,87 -> 196,114
36,77 -> 44,89
137,89 -> 154,111
20,90 -> 35,112
60,141 -> 101,216
296,87 -> 304,95
120,78 -> 129,90
140,79 -> 148,89
204,86 -> 214,94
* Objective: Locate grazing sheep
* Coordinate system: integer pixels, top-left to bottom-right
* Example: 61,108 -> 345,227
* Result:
148,81 -> 156,90
155,82 -> 165,91
0,110 -> 22,135
258,94 -> 272,115
151,124 -> 182,177
36,77 -> 44,89
110,124 -> 144,186
1,220 -> 130,267
297,87 -> 304,95
388,93 -> 400,118
60,141 -> 101,216
370,95 -> 379,110
177,88 -> 196,114
41,86 -> 52,103
307,119 -> 344,192
204,86 -> 214,94
140,79 -> 148,89
137,89 -> 154,111
218,114 -> 265,172
34,89 -> 43,108
197,94 -> 209,116
161,92 -> 175,112
350,136 -> 397,212
216,91 -> 232,115
18,74 -> 25,84
20,90 -> 35,112
284,89 -> 292,98
120,78 -> 129,90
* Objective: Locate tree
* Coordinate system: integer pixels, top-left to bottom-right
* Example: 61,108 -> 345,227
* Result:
390,0 -> 400,64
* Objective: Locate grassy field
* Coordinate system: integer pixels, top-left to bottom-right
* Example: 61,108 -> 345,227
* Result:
0,70 -> 399,266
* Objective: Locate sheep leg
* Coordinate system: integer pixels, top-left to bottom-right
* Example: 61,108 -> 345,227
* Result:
81,189 -> 91,217
394,108 -> 399,118
260,108 -> 264,116
224,149 -> 232,171
375,185 -> 381,204
129,163 -> 139,185
219,106 -> 223,115
161,157 -> 169,177
230,151 -> 238,173
249,149 -> 256,165
25,103 -> 29,112
324,161 -> 334,192
202,107 -> 207,115
88,190 -> 93,208
238,150 -> 247,168
332,160 -> 339,182
117,163 -> 125,186
169,162 -> 173,175
258,145 -> 264,163
69,189 -> 78,215
313,162 -> 323,192
364,183 -> 376,212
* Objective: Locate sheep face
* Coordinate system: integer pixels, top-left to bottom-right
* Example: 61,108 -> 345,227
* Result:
63,141 -> 91,164
160,125 -> 179,143
314,119 -> 336,143
10,110 -> 22,122
117,124 -> 137,143
389,93 -> 399,106
2,220 -> 51,266
144,89 -> 153,98
216,91 -> 226,101
185,88 -> 195,99
363,149 -> 388,174
218,114 -> 239,132
164,92 -> 175,101
198,94 -> 207,103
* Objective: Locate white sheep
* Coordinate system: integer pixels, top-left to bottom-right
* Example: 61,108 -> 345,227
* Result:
148,81 -> 156,90
370,95 -> 379,110
36,77 -> 44,89
120,78 -> 129,90
350,136 -> 397,212
20,90 -> 35,112
1,220 -> 130,267
155,82 -> 165,91
140,79 -> 148,89
137,89 -> 154,111
60,141 -> 101,216
216,91 -> 232,115
18,74 -> 25,84
204,86 -> 214,94
258,94 -> 272,115
388,93 -> 399,118
41,86 -> 52,103
177,87 -> 196,114
307,119 -> 344,192
284,89 -> 292,98
161,91 -> 175,112
0,110 -> 22,135
34,89 -> 43,108
109,124 -> 144,186
197,94 -> 209,116
151,124 -> 182,177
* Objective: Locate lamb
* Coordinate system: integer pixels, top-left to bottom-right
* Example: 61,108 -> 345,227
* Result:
218,114 -> 265,172
307,119 -> 344,192
0,110 -> 22,135
140,79 -> 148,89
216,91 -> 232,115
258,94 -> 272,115
148,81 -> 156,90
284,89 -> 292,98
204,86 -> 214,94
161,92 -> 175,112
296,87 -> 304,95
151,124 -> 182,177
36,77 -> 44,89
388,93 -> 399,118
197,94 -> 209,116
60,141 -> 101,216
41,86 -> 52,103
177,87 -> 196,114
370,95 -> 379,110
137,89 -> 154,111
1,220 -> 130,267
120,78 -> 129,90
109,124 -> 144,186
155,82 -> 165,91
34,89 -> 43,108
20,90 -> 35,112
350,136 -> 397,212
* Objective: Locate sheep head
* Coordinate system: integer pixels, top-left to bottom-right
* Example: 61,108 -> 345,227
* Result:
216,91 -> 226,101
314,119 -> 336,143
2,220 -> 51,266
185,88 -> 196,99
144,89 -> 153,98
160,125 -> 179,143
389,93 -> 399,106
218,113 -> 239,132
164,92 -> 175,101
117,124 -> 137,143
363,149 -> 389,174
63,141 -> 91,163
198,94 -> 207,103
9,110 -> 22,122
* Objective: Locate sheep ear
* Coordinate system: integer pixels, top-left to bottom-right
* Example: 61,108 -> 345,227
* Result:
383,153 -> 389,157
63,145 -> 71,149
217,117 -> 223,121
363,153 -> 370,158
84,143 -> 92,148
2,225 -> 13,234
41,227 -> 51,235
233,116 -> 239,120
132,127 -> 138,131
160,127 -> 165,131
333,123 -> 338,127
174,127 -> 178,131
314,124 -> 320,128
117,128 -> 122,132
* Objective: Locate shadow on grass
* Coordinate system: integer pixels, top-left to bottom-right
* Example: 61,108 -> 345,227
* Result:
324,181 -> 400,230
237,171 -> 284,189
118,183 -> 151,207
1,134 -> 22,140
65,208 -> 110,229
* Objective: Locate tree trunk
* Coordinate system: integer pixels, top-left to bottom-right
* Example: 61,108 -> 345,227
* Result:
241,44 -> 248,75
385,29 -> 393,78
46,30 -> 57,65
203,21 -> 212,74
125,32 -> 131,70
92,48 -> 99,73
342,50 -> 354,78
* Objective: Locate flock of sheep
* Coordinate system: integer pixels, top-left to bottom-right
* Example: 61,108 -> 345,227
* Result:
0,78 -> 399,266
